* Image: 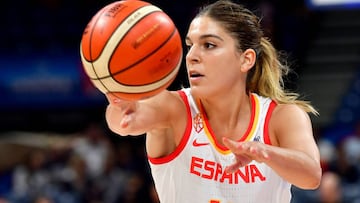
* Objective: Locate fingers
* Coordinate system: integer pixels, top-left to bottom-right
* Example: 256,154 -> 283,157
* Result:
225,162 -> 244,174
223,137 -> 252,173
225,155 -> 252,173
223,137 -> 269,159
223,137 -> 242,152
223,137 -> 270,173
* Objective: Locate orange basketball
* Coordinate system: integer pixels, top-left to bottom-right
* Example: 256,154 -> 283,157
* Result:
80,0 -> 183,100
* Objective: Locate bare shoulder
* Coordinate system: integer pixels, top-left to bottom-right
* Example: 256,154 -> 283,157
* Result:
271,103 -> 311,122
144,90 -> 185,113
140,90 -> 188,135
152,90 -> 186,115
160,90 -> 188,131
269,103 -> 313,147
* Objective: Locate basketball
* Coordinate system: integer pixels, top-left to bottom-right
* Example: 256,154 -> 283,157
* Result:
80,0 -> 183,100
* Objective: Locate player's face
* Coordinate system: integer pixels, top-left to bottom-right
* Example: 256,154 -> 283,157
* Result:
185,16 -> 245,97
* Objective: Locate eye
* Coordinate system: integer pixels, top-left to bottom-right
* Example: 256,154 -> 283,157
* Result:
204,42 -> 215,49
185,44 -> 192,52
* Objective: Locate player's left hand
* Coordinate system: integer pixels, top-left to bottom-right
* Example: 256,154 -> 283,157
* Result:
223,137 -> 270,173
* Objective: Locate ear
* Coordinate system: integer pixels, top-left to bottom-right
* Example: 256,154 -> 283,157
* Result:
240,48 -> 256,73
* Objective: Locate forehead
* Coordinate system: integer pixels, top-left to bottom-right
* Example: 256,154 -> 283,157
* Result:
186,16 -> 228,40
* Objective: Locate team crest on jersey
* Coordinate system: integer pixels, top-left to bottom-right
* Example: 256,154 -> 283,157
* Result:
193,113 -> 204,133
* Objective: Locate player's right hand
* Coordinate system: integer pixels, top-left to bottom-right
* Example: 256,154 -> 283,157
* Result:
105,93 -> 138,135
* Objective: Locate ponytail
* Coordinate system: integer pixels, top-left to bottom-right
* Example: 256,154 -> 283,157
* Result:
248,37 -> 319,115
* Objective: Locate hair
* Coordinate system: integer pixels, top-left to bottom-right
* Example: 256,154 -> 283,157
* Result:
196,0 -> 318,115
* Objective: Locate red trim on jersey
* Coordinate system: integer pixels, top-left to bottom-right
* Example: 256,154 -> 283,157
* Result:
148,90 -> 192,165
239,94 -> 256,142
200,94 -> 256,151
264,100 -> 277,145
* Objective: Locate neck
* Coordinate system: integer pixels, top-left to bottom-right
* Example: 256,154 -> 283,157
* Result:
199,92 -> 252,139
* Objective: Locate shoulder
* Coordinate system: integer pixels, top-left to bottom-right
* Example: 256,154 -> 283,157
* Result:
268,103 -> 313,145
252,94 -> 311,127
272,103 -> 310,119
271,103 -> 312,129
149,89 -> 185,108
148,89 -> 188,133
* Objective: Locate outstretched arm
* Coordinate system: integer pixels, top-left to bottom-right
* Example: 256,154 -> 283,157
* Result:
223,104 -> 322,189
105,90 -> 187,158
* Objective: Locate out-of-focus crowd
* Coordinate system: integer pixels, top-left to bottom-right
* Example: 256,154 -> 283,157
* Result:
0,123 -> 159,203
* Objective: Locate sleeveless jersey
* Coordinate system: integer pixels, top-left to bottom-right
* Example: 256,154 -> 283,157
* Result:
148,88 -> 291,203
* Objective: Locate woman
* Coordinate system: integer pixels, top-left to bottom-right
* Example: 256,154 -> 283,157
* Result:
105,0 -> 322,202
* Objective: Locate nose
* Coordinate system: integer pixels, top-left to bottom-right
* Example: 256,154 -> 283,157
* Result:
186,45 -> 200,64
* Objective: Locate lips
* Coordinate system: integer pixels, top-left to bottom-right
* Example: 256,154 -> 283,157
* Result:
189,70 -> 204,78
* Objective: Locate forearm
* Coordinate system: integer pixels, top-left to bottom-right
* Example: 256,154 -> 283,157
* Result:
265,145 -> 322,189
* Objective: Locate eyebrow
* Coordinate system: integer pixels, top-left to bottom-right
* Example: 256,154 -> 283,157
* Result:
185,34 -> 224,42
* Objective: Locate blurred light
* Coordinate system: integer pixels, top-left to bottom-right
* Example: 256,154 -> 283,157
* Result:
307,0 -> 360,9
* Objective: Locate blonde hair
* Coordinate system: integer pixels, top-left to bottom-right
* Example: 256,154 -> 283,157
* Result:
197,0 -> 318,115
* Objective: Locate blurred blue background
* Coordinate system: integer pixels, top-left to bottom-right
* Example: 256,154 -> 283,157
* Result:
0,0 -> 360,203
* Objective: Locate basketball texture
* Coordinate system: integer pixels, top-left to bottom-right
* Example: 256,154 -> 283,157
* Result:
80,0 -> 183,100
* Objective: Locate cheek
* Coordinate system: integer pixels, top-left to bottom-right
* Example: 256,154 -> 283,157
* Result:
215,49 -> 240,66
214,59 -> 242,82
212,56 -> 240,73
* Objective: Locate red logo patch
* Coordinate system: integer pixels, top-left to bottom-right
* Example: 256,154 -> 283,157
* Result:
193,113 -> 204,133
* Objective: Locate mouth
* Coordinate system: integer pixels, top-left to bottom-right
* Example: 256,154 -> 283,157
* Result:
189,70 -> 204,79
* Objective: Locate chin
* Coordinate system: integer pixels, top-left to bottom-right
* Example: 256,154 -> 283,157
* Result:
190,86 -> 210,99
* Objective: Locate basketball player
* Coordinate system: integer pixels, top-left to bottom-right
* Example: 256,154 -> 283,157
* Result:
105,0 -> 322,202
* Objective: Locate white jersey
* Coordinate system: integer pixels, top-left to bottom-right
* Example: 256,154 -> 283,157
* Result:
148,88 -> 291,203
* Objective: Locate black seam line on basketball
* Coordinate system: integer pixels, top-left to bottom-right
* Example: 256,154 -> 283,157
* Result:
88,6 -> 112,94
104,6 -> 158,77
94,10 -> 164,81
97,21 -> 177,87
90,3 -> 151,94
86,3 -> 149,64
88,5 -> 157,83
113,27 -> 178,90
87,4 -> 117,94
88,6 -> 109,63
